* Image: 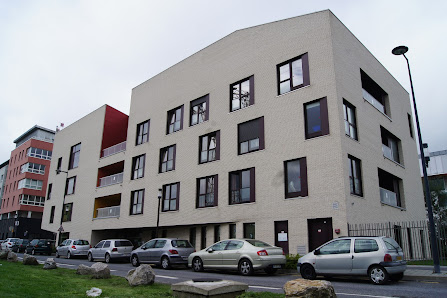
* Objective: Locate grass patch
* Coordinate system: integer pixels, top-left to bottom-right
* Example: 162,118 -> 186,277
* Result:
406,260 -> 447,266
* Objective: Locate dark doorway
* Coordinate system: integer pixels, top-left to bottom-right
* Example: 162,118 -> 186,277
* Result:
308,217 -> 333,251
274,221 -> 289,254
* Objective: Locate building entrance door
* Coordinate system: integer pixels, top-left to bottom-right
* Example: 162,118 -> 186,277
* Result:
274,221 -> 289,254
307,217 -> 333,251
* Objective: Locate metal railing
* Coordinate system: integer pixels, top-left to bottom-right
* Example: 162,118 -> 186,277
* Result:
96,206 -> 120,219
98,172 -> 123,187
380,187 -> 398,207
102,141 -> 126,158
363,88 -> 385,114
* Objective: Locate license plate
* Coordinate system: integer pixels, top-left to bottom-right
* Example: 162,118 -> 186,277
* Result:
273,265 -> 281,269
397,256 -> 402,261
182,256 -> 188,260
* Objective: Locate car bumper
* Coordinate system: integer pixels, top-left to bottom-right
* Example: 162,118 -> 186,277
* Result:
111,253 -> 131,259
380,261 -> 407,274
253,256 -> 286,270
169,255 -> 189,265
71,250 -> 89,256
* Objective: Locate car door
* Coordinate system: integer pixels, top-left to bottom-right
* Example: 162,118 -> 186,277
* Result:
102,241 -> 111,259
202,240 -> 228,268
59,240 -> 68,256
221,240 -> 244,269
92,241 -> 105,258
352,238 -> 380,275
139,240 -> 156,262
151,240 -> 167,263
314,239 -> 353,274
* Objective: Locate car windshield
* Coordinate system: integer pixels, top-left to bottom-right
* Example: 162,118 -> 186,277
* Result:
171,240 -> 193,248
383,237 -> 402,252
245,240 -> 272,247
115,240 -> 133,247
73,240 -> 89,245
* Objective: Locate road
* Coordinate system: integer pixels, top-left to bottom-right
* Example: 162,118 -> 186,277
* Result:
18,253 -> 447,298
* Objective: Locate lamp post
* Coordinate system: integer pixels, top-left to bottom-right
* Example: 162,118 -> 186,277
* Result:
156,188 -> 162,238
392,45 -> 441,273
56,169 -> 68,245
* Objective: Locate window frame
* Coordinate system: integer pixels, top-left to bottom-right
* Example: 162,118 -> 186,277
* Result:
65,176 -> 76,195
304,97 -> 329,139
348,155 -> 363,197
237,117 -> 265,155
162,182 -> 180,212
199,131 -> 220,164
131,154 -> 146,180
166,105 -> 184,134
69,143 -> 81,170
229,168 -> 255,205
190,95 -> 209,126
159,145 -> 176,173
277,53 -> 310,95
62,203 -> 73,222
343,99 -> 358,140
196,175 -> 218,208
136,119 -> 150,145
284,157 -> 308,198
49,206 -> 55,224
243,222 -> 255,239
130,189 -> 144,215
230,76 -> 254,112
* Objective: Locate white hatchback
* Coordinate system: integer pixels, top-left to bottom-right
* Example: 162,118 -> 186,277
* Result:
1,238 -> 20,251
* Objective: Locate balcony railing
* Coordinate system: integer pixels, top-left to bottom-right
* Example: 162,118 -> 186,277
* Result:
99,172 -> 123,187
96,206 -> 120,219
363,88 -> 385,114
380,187 -> 398,207
102,141 -> 126,158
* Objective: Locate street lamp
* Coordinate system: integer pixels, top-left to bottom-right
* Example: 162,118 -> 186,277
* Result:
156,188 -> 162,238
392,46 -> 441,273
56,169 -> 68,245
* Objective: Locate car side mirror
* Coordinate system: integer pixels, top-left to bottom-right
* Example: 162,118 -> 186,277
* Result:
207,248 -> 214,253
314,249 -> 321,255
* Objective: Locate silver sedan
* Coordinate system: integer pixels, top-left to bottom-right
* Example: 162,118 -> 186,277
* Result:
188,239 -> 286,275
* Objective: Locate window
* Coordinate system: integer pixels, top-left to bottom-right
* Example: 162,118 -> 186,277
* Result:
27,147 -> 52,160
230,76 -> 254,111
190,95 -> 209,126
162,182 -> 179,212
199,131 -> 220,164
304,97 -> 329,139
189,228 -> 196,248
136,120 -> 150,145
69,143 -> 81,169
378,168 -> 403,208
18,178 -> 43,190
381,127 -> 401,164
319,239 -> 351,255
49,206 -> 55,224
167,106 -> 184,134
361,70 -> 389,115
229,224 -> 236,239
238,117 -> 264,155
20,194 -> 45,206
407,114 -> 414,138
348,155 -> 363,196
354,239 -> 379,253
197,175 -> 218,208
214,225 -> 220,243
284,157 -> 308,198
229,168 -> 255,204
65,177 -> 76,195
130,189 -> 144,215
343,100 -> 358,140
201,226 -> 207,249
47,184 -> 52,200
159,145 -> 175,173
62,203 -> 73,222
21,162 -> 45,175
277,53 -> 309,95
132,154 -> 145,179
243,223 -> 255,239
57,157 -> 62,173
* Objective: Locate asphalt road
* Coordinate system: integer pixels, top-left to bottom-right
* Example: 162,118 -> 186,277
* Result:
17,253 -> 447,298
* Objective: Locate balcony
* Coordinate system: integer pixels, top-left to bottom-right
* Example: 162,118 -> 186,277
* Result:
363,88 -> 385,114
382,144 -> 394,161
98,172 -> 123,188
380,187 -> 398,206
96,206 -> 120,219
102,141 -> 126,158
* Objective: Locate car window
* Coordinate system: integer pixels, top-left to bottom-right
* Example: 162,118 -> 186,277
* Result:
30,240 -> 38,245
103,241 -> 111,248
155,240 -> 167,248
95,241 -> 105,248
319,239 -> 351,255
74,240 -> 89,245
383,237 -> 402,251
226,240 -> 244,250
210,241 -> 229,251
171,240 -> 193,248
143,240 -> 156,249
115,240 -> 133,247
245,240 -> 272,247
354,239 -> 379,253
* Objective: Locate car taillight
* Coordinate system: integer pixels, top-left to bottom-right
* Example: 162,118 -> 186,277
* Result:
71,246 -> 76,249
169,249 -> 179,254
90,245 -> 92,248
257,250 -> 268,256
384,254 -> 392,262
8,242 -> 12,245
112,248 -> 118,252
35,245 -> 39,248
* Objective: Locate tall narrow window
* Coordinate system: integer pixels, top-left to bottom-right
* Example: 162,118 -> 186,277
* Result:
131,154 -> 145,179
201,226 -> 207,249
229,168 -> 255,204
277,53 -> 310,95
65,177 -> 76,195
62,203 -> 73,222
199,131 -> 220,164
190,95 -> 209,126
214,225 -> 220,243
230,76 -> 254,111
57,157 -> 62,173
69,143 -> 81,169
47,183 -> 52,200
407,114 -> 414,138
49,206 -> 55,224
348,155 -> 363,196
197,175 -> 218,208
159,145 -> 176,173
167,106 -> 184,134
243,223 -> 255,239
304,97 -> 329,139
343,100 -> 358,140
229,224 -> 236,239
284,157 -> 308,198
162,182 -> 180,212
136,120 -> 150,145
381,127 -> 401,164
238,117 -> 264,154
190,227 -> 196,248
130,189 -> 144,215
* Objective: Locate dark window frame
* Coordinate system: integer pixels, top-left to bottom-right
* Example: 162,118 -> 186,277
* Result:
65,176 -> 76,195
284,157 -> 308,198
229,168 -> 255,205
159,145 -> 176,173
243,222 -> 255,239
69,143 -> 81,170
199,131 -> 220,164
343,99 -> 358,140
136,120 -> 150,145
130,189 -> 144,215
238,117 -> 265,155
230,76 -> 254,112
361,69 -> 389,115
304,97 -> 329,139
196,175 -> 218,208
407,114 -> 414,139
62,202 -> 73,222
162,182 -> 180,212
166,105 -> 184,134
47,183 -> 52,200
49,206 -> 55,223
57,157 -> 62,174
190,94 -> 209,126
277,53 -> 310,95
348,155 -> 363,196
131,154 -> 146,180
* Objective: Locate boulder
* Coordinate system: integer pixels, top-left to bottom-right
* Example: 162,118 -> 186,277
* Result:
126,264 -> 155,286
0,251 -> 8,259
23,254 -> 39,265
43,258 -> 57,270
91,262 -> 111,279
76,264 -> 95,275
7,251 -> 18,263
283,279 -> 336,298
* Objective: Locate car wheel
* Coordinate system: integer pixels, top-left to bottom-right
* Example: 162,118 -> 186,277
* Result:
105,253 -> 111,263
161,256 -> 171,270
55,251 -> 60,258
67,251 -> 71,259
239,259 -> 254,276
369,265 -> 389,285
88,253 -> 94,262
192,257 -> 204,272
131,255 -> 140,267
300,264 -> 316,280
390,272 -> 404,282
264,268 -> 278,275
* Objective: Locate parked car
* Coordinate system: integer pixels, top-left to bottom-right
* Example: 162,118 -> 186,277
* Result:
56,239 -> 91,259
0,240 -> 5,250
25,239 -> 56,255
11,239 -> 30,253
88,239 -> 133,263
1,238 -> 20,251
297,236 -> 407,285
188,239 -> 286,275
131,238 -> 195,269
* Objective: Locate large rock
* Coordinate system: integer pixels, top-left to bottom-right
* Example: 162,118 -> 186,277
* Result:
23,254 -> 39,265
283,279 -> 336,298
91,263 -> 111,279
76,264 -> 96,275
0,251 -> 8,259
7,251 -> 18,263
43,258 -> 57,270
126,264 -> 155,286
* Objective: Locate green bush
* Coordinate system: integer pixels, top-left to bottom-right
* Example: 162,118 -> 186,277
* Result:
285,254 -> 300,270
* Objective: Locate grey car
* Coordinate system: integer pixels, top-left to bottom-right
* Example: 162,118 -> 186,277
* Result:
131,238 -> 195,269
56,239 -> 91,259
87,239 -> 133,263
297,236 -> 407,284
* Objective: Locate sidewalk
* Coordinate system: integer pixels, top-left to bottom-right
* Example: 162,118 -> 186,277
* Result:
404,265 -> 447,282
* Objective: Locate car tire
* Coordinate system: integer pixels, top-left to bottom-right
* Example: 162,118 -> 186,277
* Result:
131,255 -> 140,267
264,268 -> 278,275
390,272 -> 404,282
300,264 -> 316,280
369,265 -> 389,285
55,251 -> 60,258
105,253 -> 111,264
161,256 -> 171,270
88,253 -> 94,262
67,251 -> 71,259
192,257 -> 204,272
239,259 -> 254,276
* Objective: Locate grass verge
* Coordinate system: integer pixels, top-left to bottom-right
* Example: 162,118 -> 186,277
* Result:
406,260 -> 447,266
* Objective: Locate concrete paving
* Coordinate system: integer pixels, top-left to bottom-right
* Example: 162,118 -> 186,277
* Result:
404,265 -> 447,282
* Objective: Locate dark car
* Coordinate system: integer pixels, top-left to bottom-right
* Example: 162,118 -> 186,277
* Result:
11,239 -> 30,253
25,239 -> 55,256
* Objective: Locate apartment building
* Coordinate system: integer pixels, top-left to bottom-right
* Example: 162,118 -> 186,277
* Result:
41,10 -> 426,254
0,160 -> 9,213
0,126 -> 55,239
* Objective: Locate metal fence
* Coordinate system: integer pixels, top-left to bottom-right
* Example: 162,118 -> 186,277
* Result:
348,221 -> 447,262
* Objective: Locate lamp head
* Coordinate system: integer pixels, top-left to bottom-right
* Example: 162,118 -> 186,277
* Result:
158,188 -> 162,199
392,45 -> 408,56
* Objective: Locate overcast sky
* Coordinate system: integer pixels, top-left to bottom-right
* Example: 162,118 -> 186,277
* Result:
1,0 -> 446,163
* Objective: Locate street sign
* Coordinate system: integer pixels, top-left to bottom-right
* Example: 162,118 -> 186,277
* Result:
58,225 -> 64,232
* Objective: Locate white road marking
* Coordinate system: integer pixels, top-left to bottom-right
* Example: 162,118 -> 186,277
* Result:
337,293 -> 395,298
156,275 -> 179,280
